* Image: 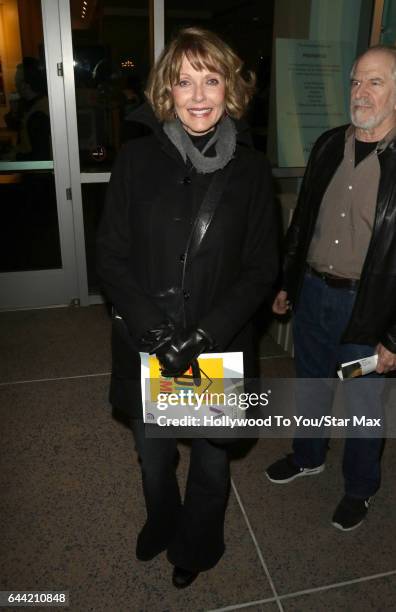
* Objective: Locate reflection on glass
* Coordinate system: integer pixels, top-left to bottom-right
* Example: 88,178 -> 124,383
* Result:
71,0 -> 151,171
0,0 -> 59,274
81,183 -> 106,292
0,0 -> 52,164
165,0 -> 275,152
0,172 -> 61,272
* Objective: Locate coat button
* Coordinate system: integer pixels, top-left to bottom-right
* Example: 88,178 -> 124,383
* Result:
183,290 -> 190,299
181,176 -> 191,185
179,253 -> 186,262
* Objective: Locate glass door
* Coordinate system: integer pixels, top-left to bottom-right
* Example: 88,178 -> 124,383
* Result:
60,0 -> 164,305
0,0 -> 79,309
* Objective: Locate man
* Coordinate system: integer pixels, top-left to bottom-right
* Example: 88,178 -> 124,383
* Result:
266,46 -> 396,531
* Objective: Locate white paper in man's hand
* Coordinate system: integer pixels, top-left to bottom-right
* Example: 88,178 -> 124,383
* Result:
337,354 -> 378,380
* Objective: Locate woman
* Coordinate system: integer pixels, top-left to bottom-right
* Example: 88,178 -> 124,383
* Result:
97,27 -> 278,588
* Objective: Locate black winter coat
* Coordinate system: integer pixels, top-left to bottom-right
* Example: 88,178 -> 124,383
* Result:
283,124 -> 396,352
96,105 -> 278,418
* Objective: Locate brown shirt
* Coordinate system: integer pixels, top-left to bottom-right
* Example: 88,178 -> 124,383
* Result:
307,126 -> 396,279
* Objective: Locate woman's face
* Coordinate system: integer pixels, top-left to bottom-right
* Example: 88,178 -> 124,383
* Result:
171,55 -> 226,135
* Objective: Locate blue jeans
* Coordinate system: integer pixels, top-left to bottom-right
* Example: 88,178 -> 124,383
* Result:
292,272 -> 384,498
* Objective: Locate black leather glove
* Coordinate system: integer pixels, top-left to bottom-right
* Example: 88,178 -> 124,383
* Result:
156,328 -> 213,378
139,320 -> 175,353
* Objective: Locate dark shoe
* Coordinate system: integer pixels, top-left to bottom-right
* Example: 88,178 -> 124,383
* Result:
332,495 -> 372,531
172,566 -> 199,589
266,453 -> 325,483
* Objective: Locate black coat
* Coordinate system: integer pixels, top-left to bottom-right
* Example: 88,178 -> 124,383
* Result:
96,105 -> 278,418
283,124 -> 396,351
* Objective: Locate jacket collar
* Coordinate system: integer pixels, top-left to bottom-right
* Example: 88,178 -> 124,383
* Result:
345,123 -> 396,153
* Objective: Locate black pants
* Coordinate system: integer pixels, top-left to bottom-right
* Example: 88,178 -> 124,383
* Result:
131,420 -> 230,572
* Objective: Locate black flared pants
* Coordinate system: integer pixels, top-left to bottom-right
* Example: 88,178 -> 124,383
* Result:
131,420 -> 230,572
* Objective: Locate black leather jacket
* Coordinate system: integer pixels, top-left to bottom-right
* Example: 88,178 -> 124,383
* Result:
283,124 -> 396,352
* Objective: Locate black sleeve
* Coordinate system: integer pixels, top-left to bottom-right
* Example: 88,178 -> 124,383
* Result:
96,145 -> 165,343
381,325 -> 396,354
281,159 -> 312,293
199,157 -> 279,348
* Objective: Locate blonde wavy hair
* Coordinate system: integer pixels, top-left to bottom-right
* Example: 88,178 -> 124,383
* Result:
145,27 -> 256,121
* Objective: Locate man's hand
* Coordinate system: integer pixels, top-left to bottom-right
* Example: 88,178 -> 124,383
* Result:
375,343 -> 396,374
272,290 -> 290,315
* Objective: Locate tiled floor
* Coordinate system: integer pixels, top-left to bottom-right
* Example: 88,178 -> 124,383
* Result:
0,305 -> 395,611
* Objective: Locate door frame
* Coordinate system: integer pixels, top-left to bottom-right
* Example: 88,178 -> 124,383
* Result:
0,0 -> 79,310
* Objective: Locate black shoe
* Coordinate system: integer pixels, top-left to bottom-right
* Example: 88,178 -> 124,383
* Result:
332,495 -> 372,531
172,566 -> 199,589
265,453 -> 325,483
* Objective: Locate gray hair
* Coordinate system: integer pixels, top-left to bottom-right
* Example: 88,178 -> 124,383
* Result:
350,45 -> 396,82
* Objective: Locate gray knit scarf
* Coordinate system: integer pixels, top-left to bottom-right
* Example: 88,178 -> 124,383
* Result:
163,115 -> 236,174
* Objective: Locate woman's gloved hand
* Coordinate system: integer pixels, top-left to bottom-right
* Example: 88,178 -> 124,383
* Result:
139,320 -> 175,353
156,328 -> 213,378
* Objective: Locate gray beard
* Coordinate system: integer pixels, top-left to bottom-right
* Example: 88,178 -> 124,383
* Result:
351,104 -> 396,130
351,112 -> 382,130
